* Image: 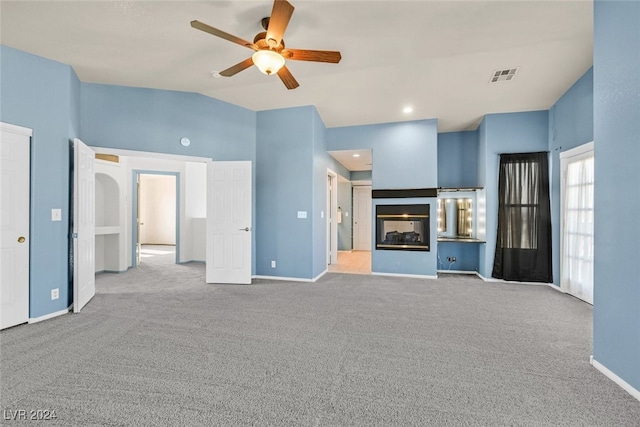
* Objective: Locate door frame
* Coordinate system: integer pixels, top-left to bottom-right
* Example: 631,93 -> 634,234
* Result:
560,141 -> 594,303
131,170 -> 180,267
327,169 -> 338,265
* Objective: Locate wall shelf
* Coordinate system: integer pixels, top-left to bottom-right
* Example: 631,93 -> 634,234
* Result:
438,237 -> 485,243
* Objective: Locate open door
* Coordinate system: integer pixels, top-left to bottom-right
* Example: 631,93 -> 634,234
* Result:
206,161 -> 252,284
73,138 -> 96,313
1,123 -> 31,329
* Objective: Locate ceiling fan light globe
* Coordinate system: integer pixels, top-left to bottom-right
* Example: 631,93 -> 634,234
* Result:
252,50 -> 285,75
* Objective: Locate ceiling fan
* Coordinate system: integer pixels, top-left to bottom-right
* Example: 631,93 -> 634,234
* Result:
191,0 -> 341,90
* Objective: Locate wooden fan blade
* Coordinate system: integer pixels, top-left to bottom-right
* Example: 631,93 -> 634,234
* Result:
190,20 -> 257,50
266,0 -> 294,47
219,57 -> 254,77
282,49 -> 342,63
277,66 -> 299,90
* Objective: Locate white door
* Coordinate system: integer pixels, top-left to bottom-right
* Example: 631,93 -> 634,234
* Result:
73,139 -> 96,313
0,123 -> 31,329
206,161 -> 252,284
560,142 -> 594,304
353,186 -> 372,251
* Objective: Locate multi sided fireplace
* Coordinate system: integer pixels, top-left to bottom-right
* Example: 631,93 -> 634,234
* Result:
376,204 -> 430,251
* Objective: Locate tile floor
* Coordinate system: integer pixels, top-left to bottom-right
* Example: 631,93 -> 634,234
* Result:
328,250 -> 371,275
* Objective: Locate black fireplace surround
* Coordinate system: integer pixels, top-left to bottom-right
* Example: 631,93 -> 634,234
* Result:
376,204 -> 430,251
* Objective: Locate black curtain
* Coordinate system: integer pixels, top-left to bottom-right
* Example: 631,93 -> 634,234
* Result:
492,152 -> 552,282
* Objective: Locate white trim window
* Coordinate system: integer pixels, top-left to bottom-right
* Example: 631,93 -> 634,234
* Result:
560,142 -> 594,304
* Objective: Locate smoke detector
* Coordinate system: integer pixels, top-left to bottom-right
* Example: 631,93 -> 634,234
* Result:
490,68 -> 519,83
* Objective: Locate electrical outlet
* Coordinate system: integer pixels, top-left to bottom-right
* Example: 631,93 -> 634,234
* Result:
447,257 -> 457,263
51,288 -> 59,300
271,260 -> 276,268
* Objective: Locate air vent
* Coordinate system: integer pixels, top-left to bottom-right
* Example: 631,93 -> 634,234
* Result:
490,67 -> 519,83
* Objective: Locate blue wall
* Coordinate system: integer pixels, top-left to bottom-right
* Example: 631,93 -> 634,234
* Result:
548,68 -> 594,286
328,119 -> 439,277
81,83 -> 256,161
255,106 -> 315,279
328,120 -> 438,190
437,242 -> 479,272
477,111 -> 550,279
438,131 -> 479,188
0,46 -> 80,318
593,0 -> 640,393
351,170 -> 372,182
337,182 -> 352,250
255,106 -> 347,280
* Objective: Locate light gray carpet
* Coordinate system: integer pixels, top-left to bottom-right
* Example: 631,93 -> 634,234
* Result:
1,262 -> 639,426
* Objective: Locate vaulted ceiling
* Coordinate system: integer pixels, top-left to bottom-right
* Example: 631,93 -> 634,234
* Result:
1,1 -> 593,132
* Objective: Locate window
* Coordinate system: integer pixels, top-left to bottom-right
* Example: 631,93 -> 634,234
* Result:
493,152 -> 552,282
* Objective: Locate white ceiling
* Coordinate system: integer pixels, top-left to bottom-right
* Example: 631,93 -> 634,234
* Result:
328,149 -> 372,171
1,0 -> 592,134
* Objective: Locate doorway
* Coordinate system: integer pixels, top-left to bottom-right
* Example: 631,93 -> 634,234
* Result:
132,171 -> 179,268
560,142 -> 594,304
327,170 -> 338,265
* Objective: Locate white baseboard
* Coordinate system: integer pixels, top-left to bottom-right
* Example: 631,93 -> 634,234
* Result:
28,306 -> 71,324
591,356 -> 640,402
476,272 -> 556,287
253,269 -> 328,283
371,272 -> 438,280
437,269 -> 479,275
313,269 -> 328,282
252,275 -> 310,282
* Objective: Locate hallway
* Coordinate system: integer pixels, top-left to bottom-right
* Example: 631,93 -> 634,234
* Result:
328,250 -> 371,275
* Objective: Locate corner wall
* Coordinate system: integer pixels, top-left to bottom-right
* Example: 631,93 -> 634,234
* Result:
256,106 -> 315,279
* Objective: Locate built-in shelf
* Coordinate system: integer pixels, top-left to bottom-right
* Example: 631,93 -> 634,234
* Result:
438,237 -> 485,243
437,187 -> 483,193
95,226 -> 120,235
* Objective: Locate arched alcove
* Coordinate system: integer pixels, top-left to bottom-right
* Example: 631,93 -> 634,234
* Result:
95,171 -> 122,272
96,172 -> 119,227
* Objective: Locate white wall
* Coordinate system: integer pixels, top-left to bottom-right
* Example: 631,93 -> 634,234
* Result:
139,174 -> 176,245
185,162 -> 207,261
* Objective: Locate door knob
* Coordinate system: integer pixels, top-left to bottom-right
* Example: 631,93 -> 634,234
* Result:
239,227 -> 250,231
17,236 -> 26,243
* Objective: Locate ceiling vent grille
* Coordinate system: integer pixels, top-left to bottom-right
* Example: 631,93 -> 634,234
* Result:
490,68 -> 519,83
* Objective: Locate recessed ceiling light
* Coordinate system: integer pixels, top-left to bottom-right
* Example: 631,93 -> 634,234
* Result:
403,106 -> 414,114
352,154 -> 361,158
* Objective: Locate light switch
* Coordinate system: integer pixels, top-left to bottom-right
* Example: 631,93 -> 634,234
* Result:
321,211 -> 324,218
297,211 -> 307,219
51,208 -> 62,221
